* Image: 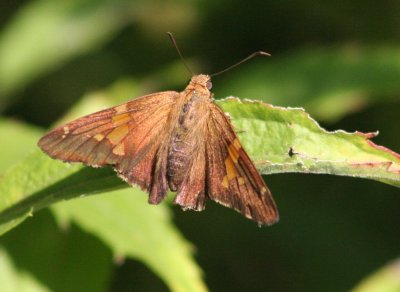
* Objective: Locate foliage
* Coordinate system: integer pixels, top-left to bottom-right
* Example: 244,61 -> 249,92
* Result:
0,0 -> 399,291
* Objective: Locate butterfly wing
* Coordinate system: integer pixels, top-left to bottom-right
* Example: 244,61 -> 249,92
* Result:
38,91 -> 179,193
205,103 -> 279,225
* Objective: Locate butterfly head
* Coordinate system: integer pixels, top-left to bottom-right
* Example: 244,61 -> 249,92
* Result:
187,74 -> 212,96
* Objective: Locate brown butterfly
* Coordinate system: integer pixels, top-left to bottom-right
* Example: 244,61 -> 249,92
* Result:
38,42 -> 279,225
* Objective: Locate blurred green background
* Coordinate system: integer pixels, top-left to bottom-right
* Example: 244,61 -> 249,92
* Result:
0,0 -> 399,291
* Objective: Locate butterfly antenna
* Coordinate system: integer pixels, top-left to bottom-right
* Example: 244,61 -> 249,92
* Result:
166,32 -> 194,76
210,51 -> 271,77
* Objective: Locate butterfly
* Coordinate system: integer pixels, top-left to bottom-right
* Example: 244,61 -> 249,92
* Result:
38,74 -> 279,225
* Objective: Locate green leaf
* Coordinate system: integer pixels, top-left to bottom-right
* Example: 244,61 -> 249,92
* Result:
218,97 -> 400,187
352,258 -> 400,292
1,211 -> 113,292
0,119 -> 42,172
215,46 -> 400,122
0,247 -> 50,292
52,190 -> 206,292
0,0 -> 132,106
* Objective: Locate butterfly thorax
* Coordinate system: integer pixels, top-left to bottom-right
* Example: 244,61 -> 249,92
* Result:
167,75 -> 212,191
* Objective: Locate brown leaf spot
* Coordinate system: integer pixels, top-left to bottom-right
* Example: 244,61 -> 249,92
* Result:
388,162 -> 400,173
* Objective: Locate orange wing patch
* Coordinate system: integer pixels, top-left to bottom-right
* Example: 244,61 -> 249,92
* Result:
106,112 -> 132,147
221,138 -> 244,188
112,143 -> 125,155
107,124 -> 129,145
228,140 -> 240,162
112,113 -> 131,127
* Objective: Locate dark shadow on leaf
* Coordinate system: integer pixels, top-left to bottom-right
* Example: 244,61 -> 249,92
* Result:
0,167 -> 126,224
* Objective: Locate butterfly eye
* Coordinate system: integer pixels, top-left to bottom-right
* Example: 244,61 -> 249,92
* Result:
206,80 -> 213,90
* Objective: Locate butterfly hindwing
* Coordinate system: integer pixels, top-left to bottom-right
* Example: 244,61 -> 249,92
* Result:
38,91 -> 179,192
206,103 -> 279,225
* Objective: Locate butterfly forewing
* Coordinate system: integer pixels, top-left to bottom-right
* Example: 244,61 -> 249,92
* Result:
38,91 -> 179,191
206,104 -> 279,225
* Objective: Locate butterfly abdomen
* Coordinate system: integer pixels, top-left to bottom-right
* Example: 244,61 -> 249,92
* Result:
167,92 -> 209,191
167,133 -> 190,191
